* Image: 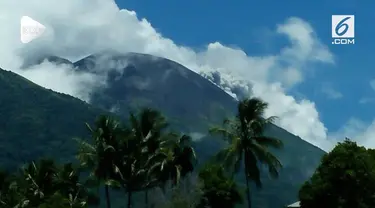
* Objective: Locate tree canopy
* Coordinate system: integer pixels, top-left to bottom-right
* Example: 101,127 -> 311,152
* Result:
299,139 -> 375,208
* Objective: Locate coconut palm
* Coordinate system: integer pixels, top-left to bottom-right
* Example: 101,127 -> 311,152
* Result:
21,159 -> 58,206
148,134 -> 197,191
113,108 -> 170,208
53,163 -> 98,208
6,159 -> 59,208
74,115 -> 123,208
135,108 -> 170,208
114,140 -> 146,208
209,98 -> 283,208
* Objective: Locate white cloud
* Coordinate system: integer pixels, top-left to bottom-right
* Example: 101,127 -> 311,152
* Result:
0,0 -> 345,151
281,67 -> 303,87
253,82 -> 331,149
16,61 -> 102,101
331,118 -> 375,149
321,83 -> 343,100
277,17 -> 334,64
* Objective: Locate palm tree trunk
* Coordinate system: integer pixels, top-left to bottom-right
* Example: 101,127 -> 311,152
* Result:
105,185 -> 111,208
128,191 -> 132,208
145,190 -> 149,208
245,172 -> 252,208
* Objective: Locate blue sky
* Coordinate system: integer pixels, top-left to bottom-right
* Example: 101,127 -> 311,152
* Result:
117,0 -> 375,132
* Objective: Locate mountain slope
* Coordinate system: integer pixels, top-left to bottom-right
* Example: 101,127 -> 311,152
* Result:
0,68 -> 105,170
72,52 -> 326,207
0,52 -> 326,207
74,52 -> 236,133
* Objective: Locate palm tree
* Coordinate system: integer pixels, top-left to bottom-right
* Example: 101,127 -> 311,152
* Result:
209,98 -> 283,208
114,141 -> 145,208
75,115 -> 123,208
6,160 -> 96,208
53,163 -> 98,208
114,108 -> 170,208
138,109 -> 172,208
133,108 -> 169,208
171,134 -> 197,186
148,134 -> 197,191
13,159 -> 59,207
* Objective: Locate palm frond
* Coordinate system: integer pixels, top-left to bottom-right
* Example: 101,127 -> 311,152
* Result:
265,115 -> 278,124
139,107 -> 168,135
208,127 -> 236,142
103,144 -> 116,153
254,136 -> 283,149
144,152 -> 168,168
128,112 -> 141,137
85,123 -> 94,133
73,138 -> 95,153
218,146 -> 238,172
249,142 -> 282,178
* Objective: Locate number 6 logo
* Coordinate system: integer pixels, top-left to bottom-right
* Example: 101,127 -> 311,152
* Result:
335,17 -> 351,36
332,15 -> 355,38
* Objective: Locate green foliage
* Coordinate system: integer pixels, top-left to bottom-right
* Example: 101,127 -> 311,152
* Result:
209,98 -> 283,208
299,139 -> 375,208
0,69 -> 103,170
197,163 -> 243,208
74,108 -> 199,208
0,159 -> 96,208
75,115 -> 125,208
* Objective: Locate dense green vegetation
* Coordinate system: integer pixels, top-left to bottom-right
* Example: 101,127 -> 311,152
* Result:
0,69 -> 104,170
0,98 -> 284,208
299,139 -> 375,208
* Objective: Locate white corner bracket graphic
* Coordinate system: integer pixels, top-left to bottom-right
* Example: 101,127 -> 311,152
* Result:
20,16 -> 46,44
